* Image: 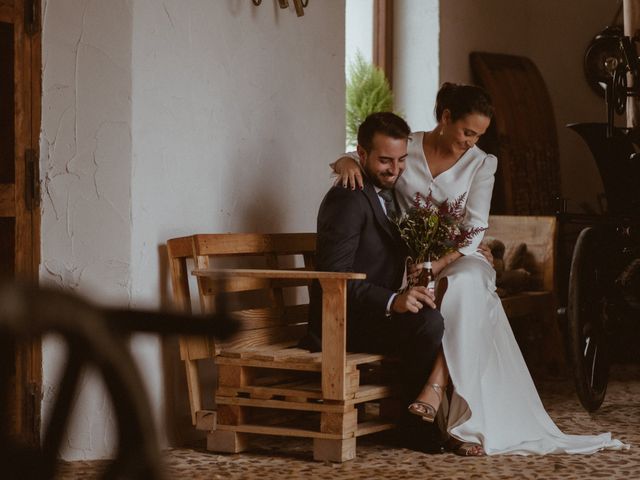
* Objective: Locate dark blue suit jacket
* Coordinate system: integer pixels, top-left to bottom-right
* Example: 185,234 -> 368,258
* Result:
303,177 -> 407,351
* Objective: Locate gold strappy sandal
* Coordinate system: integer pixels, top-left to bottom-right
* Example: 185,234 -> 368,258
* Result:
446,437 -> 486,456
407,383 -> 443,423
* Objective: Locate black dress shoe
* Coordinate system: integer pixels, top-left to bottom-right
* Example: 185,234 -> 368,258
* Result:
389,421 -> 444,454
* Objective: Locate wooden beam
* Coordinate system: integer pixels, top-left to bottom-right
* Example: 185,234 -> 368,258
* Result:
373,0 -> 394,89
319,278 -> 347,401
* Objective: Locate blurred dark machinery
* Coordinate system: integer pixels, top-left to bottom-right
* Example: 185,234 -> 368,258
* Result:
0,280 -> 236,479
560,19 -> 640,411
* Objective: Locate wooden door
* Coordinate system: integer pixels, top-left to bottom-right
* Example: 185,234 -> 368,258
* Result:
0,0 -> 41,446
470,52 -> 561,215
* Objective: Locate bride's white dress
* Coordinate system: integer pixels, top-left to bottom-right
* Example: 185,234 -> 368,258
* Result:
394,132 -> 628,455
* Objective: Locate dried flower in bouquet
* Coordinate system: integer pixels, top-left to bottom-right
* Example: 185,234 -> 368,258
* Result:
395,191 -> 486,266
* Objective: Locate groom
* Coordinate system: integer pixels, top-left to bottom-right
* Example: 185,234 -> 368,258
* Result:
301,112 -> 444,451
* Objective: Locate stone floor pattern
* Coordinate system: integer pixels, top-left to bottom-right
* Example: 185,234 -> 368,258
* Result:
58,366 -> 639,480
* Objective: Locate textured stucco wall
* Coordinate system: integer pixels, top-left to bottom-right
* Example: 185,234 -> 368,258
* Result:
438,0 -> 612,210
40,0 -> 344,460
40,0 -> 133,460
128,0 -> 345,448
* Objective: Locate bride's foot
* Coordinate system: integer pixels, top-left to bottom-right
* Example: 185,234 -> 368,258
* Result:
407,383 -> 443,423
454,443 -> 485,456
446,438 -> 485,456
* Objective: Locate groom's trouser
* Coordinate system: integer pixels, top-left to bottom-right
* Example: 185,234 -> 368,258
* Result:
348,308 -> 445,403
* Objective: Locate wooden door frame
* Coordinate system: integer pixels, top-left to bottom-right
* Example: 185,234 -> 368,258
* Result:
1,0 -> 42,446
26,0 -> 42,446
373,0 -> 394,89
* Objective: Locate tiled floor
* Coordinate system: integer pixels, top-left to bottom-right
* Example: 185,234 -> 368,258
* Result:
58,365 -> 639,480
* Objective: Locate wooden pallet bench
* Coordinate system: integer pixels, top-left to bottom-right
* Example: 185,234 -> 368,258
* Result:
166,215 -> 562,462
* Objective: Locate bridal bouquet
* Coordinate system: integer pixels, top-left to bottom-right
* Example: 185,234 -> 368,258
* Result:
395,192 -> 486,265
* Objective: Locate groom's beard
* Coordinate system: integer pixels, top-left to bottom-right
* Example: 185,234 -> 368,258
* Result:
364,169 -> 402,190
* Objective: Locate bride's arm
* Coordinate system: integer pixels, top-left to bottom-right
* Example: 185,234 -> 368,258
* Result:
408,252 -> 462,278
458,154 -> 498,256
432,251 -> 462,276
331,152 -> 364,190
429,245 -> 493,277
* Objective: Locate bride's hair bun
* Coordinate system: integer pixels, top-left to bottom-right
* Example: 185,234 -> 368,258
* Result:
435,82 -> 494,122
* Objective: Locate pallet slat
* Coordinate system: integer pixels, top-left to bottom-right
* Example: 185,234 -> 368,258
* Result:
215,351 -> 386,371
214,418 -> 396,440
201,275 -> 312,295
193,233 -> 316,256
215,396 -> 349,413
216,384 -> 393,405
216,324 -> 308,354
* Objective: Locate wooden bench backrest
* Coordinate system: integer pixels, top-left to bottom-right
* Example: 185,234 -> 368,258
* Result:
168,218 -> 555,359
167,235 -> 219,362
191,233 -> 317,353
486,215 -> 557,291
167,235 -> 194,314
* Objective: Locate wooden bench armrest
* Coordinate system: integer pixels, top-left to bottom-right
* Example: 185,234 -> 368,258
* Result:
192,267 -> 363,402
317,277 -> 350,401
192,268 -> 366,281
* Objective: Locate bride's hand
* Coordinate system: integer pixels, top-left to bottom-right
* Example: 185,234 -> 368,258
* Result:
478,242 -> 493,266
432,258 -> 446,277
332,156 -> 363,190
432,251 -> 462,276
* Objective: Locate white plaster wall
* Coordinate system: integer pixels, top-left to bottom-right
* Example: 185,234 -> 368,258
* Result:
129,1 -> 344,301
394,0 -> 439,132
40,0 -> 133,461
40,0 -> 344,461
438,0 -> 612,210
128,0 -> 345,450
345,0 -> 374,68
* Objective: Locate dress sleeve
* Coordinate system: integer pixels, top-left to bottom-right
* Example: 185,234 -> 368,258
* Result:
329,151 -> 360,172
458,154 -> 498,256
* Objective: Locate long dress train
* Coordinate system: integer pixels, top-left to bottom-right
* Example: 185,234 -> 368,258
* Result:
439,252 -> 627,454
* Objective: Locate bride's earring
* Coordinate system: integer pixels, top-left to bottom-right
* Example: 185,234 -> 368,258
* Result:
439,127 -> 444,136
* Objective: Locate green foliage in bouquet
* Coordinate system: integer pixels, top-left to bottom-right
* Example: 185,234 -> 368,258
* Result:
395,192 -> 486,263
346,51 -> 395,148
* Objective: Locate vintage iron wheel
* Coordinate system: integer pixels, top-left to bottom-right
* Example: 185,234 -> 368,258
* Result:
0,281 -> 236,479
567,227 -> 610,411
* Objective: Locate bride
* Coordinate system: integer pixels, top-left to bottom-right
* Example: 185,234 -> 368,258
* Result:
332,83 -> 628,456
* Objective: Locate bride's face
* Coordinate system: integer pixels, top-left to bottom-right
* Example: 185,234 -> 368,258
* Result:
441,111 -> 491,155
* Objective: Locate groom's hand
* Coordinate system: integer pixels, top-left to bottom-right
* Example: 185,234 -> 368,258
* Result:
407,260 -> 422,284
392,286 -> 436,314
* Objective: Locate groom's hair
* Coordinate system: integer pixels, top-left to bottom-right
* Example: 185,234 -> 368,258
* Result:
358,112 -> 410,154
